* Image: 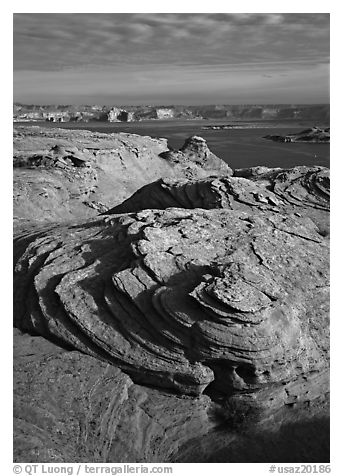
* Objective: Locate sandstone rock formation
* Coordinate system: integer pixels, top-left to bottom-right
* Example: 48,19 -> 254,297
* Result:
107,107 -> 134,122
13,126 -> 330,463
263,127 -> 330,143
14,128 -> 229,229
14,328 -> 215,463
159,135 -> 232,176
14,204 -> 329,395
106,165 -> 329,230
14,327 -> 329,463
156,108 -> 175,119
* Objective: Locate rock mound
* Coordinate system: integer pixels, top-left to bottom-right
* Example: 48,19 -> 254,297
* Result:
14,328 -> 213,463
159,135 -> 233,176
105,176 -> 280,215
104,166 -> 330,243
14,206 -> 329,405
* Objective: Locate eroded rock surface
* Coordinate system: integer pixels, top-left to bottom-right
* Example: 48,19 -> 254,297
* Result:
107,166 -> 329,231
13,127 -> 330,463
14,328 -> 214,463
14,327 -> 329,463
14,206 -> 329,403
13,128 -> 230,229
234,165 -> 330,210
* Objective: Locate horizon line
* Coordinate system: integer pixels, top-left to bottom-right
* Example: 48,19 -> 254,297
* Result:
14,102 -> 330,107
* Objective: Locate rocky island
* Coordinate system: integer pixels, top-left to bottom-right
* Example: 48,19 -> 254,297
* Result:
263,126 -> 330,143
13,126 -> 330,463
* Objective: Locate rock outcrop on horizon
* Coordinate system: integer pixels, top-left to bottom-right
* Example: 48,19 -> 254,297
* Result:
13,126 -> 330,463
263,127 -> 330,143
13,103 -> 330,124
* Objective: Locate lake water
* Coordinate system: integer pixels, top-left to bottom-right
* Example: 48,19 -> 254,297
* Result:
20,120 -> 330,170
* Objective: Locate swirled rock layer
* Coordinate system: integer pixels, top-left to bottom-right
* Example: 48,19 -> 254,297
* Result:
13,128 -> 329,462
107,165 -> 329,218
234,166 -> 329,211
14,328 -> 329,463
14,206 -> 329,407
13,328 -> 214,463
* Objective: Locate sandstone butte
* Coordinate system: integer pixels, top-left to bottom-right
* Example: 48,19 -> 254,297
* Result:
13,126 -> 330,463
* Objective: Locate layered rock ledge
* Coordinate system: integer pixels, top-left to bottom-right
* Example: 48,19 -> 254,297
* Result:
14,127 -> 231,228
107,165 -> 329,223
14,205 -> 329,394
263,127 -> 330,143
13,126 -> 330,462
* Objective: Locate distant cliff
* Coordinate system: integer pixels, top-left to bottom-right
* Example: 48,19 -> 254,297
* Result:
13,103 -> 330,124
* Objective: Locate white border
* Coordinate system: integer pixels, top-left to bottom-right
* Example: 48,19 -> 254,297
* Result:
3,2 -> 339,473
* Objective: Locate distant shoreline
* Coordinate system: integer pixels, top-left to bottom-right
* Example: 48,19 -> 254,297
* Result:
13,118 -> 329,128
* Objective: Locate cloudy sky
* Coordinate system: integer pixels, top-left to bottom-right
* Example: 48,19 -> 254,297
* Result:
13,13 -> 330,105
